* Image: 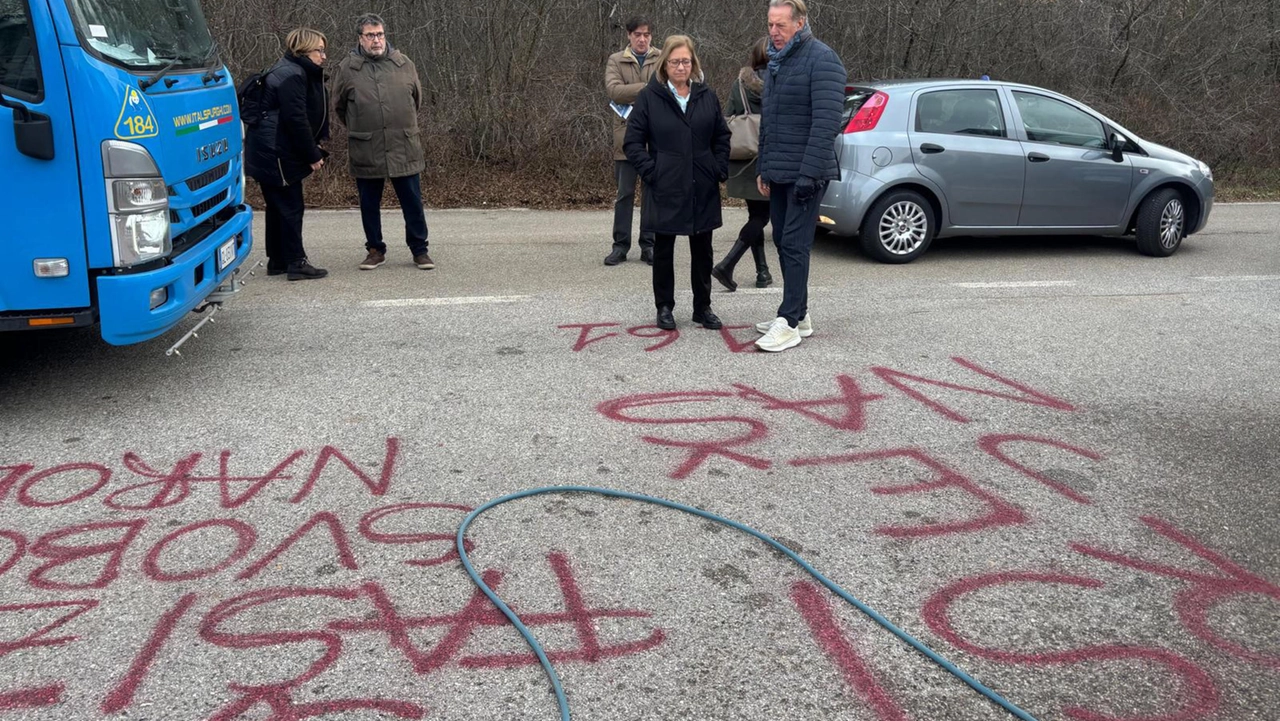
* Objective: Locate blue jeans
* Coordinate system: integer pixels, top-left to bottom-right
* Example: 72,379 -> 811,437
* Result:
769,181 -> 827,327
357,174 -> 429,256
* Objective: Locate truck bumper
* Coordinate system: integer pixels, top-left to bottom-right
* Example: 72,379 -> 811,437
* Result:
96,203 -> 253,346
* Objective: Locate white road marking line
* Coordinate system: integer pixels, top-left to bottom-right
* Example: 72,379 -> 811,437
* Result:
363,295 -> 531,308
952,281 -> 1077,288
1193,275 -> 1280,282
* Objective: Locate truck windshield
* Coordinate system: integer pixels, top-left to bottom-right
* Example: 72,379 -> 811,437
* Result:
68,0 -> 213,70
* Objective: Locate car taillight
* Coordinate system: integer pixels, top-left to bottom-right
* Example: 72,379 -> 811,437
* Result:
844,91 -> 888,133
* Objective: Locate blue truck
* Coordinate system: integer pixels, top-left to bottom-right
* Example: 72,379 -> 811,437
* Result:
0,0 -> 251,347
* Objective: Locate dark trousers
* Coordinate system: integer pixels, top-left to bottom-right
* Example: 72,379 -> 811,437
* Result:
357,174 -> 429,256
738,199 -> 771,247
652,231 -> 713,313
260,180 -> 306,267
769,182 -> 827,326
613,160 -> 655,253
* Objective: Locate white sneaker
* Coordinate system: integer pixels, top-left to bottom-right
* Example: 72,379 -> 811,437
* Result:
756,314 -> 813,337
755,318 -> 802,352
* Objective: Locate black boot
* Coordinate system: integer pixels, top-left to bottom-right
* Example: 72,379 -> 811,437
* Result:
712,240 -> 750,292
750,244 -> 773,288
287,258 -> 328,281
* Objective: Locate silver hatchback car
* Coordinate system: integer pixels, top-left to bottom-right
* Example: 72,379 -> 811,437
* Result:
818,79 -> 1215,262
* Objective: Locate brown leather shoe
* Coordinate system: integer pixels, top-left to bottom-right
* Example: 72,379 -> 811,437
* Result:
359,249 -> 385,270
414,252 -> 435,270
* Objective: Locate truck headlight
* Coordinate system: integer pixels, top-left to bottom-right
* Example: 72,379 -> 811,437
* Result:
110,209 -> 171,266
112,179 -> 168,211
102,141 -> 170,267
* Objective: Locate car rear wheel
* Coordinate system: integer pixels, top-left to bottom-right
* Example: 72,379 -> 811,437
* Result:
1135,188 -> 1185,257
860,190 -> 936,263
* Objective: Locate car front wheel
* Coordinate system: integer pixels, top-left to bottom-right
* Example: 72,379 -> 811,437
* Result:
860,190 -> 936,263
1135,187 -> 1186,257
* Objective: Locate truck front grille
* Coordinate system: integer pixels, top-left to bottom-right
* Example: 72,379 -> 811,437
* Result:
184,162 -> 231,192
190,190 -> 229,220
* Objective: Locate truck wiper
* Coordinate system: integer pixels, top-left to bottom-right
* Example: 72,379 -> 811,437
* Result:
139,53 -> 187,91
200,40 -> 225,84
140,37 -> 222,91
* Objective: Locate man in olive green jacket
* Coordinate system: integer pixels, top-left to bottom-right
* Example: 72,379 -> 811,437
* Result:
603,17 -> 660,266
332,13 -> 433,270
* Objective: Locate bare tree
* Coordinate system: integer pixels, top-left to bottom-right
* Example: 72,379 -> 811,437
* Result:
205,0 -> 1280,206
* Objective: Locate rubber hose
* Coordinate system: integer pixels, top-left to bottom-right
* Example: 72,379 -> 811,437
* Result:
456,485 -> 1039,721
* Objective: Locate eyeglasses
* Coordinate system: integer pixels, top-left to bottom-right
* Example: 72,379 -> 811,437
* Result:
666,59 -> 692,67
361,32 -> 386,39
311,49 -> 327,56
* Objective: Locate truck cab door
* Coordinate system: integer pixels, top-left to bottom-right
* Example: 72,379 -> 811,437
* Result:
0,0 -> 89,314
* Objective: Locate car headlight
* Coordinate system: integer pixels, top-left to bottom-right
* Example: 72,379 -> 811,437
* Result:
1197,160 -> 1213,181
110,210 -> 172,266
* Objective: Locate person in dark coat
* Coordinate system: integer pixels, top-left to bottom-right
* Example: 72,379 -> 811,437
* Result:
332,13 -> 433,271
713,37 -> 773,292
624,34 -> 731,331
754,0 -> 846,352
244,28 -> 331,281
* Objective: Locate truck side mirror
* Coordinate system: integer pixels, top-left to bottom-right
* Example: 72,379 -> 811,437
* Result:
0,93 -> 54,161
1108,132 -> 1126,163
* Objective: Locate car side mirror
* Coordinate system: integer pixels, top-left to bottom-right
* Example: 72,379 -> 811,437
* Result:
0,93 -> 54,161
1108,132 -> 1126,163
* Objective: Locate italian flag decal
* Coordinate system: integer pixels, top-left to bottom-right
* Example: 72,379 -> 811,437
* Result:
176,115 -> 234,137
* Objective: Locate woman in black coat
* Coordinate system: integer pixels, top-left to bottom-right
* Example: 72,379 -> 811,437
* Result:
244,28 -> 331,280
623,35 -> 731,330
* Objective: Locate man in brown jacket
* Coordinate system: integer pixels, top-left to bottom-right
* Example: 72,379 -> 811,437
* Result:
604,17 -> 660,266
332,13 -> 433,270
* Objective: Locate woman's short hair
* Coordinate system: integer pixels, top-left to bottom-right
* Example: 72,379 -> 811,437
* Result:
749,36 -> 770,70
286,28 -> 327,57
655,34 -> 701,85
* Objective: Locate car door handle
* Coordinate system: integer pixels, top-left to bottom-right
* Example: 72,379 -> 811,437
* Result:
920,143 -> 945,154
1028,152 -> 1051,163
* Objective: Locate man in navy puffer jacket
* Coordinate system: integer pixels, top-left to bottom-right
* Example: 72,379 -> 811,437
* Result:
754,0 -> 846,353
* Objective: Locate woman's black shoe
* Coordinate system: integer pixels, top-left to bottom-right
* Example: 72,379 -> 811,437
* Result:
713,239 -> 751,291
711,264 -> 737,292
656,307 -> 676,330
692,310 -> 722,330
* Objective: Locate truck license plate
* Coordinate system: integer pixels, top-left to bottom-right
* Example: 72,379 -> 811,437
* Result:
217,238 -> 236,271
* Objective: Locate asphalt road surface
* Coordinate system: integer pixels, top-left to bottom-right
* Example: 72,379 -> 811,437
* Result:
1,203 -> 1277,721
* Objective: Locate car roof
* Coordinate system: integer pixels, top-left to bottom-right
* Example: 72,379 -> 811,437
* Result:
847,78 -> 1066,98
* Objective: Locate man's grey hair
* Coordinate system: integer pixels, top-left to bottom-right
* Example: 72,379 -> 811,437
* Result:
768,0 -> 808,21
355,13 -> 386,36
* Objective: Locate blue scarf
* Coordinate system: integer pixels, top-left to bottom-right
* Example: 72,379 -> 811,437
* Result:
766,25 -> 810,75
